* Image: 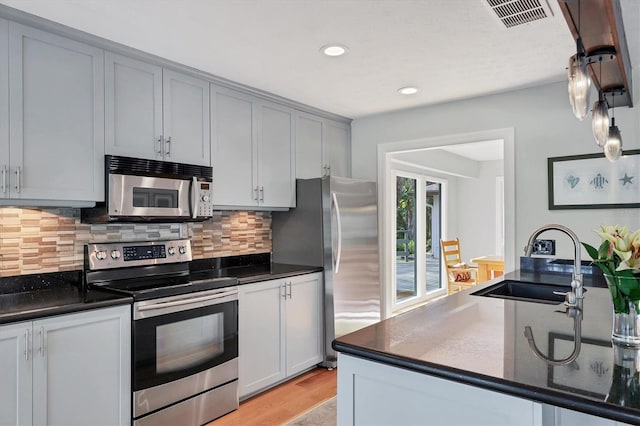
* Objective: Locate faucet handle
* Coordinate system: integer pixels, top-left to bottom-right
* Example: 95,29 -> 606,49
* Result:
553,290 -> 577,306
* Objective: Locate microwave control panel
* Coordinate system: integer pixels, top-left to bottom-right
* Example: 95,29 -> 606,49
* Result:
197,182 -> 213,217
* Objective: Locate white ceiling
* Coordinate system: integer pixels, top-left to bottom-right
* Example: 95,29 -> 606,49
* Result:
1,0 -> 638,120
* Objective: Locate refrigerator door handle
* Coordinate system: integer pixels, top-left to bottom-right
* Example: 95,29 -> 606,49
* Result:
332,192 -> 343,274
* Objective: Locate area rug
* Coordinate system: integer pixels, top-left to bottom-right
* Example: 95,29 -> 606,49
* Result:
285,397 -> 336,426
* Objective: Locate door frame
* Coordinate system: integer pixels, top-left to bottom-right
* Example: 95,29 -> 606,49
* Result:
377,128 -> 515,319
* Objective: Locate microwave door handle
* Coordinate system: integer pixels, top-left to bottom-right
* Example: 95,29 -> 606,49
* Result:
190,176 -> 199,219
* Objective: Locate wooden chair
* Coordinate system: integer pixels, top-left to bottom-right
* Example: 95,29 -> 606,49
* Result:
440,238 -> 478,295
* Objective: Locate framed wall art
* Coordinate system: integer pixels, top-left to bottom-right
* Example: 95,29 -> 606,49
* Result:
547,333 -> 612,399
547,149 -> 640,210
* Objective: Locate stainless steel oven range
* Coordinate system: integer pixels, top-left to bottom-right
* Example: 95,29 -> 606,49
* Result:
84,239 -> 239,426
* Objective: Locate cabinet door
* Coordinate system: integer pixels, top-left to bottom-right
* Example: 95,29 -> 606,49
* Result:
257,100 -> 295,208
238,279 -> 286,398
295,111 -> 324,178
211,85 -> 257,207
163,69 -> 210,166
0,19 -> 8,200
32,305 -> 131,426
324,119 -> 351,178
285,272 -> 323,375
8,22 -> 104,201
105,52 -> 163,161
0,321 -> 32,426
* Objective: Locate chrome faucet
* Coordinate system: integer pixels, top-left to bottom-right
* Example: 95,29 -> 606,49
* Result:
524,224 -> 583,306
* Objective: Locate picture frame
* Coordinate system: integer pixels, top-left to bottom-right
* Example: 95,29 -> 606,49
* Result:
547,149 -> 640,210
547,333 -> 612,398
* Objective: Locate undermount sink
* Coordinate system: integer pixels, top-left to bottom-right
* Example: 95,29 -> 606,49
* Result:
471,280 -> 585,305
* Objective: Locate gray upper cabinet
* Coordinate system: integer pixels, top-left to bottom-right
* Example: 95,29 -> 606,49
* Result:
0,19 -> 8,195
295,111 -> 351,178
105,52 -> 210,166
211,84 -> 294,209
4,21 -> 104,204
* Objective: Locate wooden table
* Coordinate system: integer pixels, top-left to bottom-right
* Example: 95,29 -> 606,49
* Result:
470,256 -> 504,283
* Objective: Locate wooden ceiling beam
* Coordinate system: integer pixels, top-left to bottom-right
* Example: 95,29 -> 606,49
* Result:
558,0 -> 633,107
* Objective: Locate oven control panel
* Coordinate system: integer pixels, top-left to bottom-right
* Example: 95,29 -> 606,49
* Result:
87,239 -> 192,270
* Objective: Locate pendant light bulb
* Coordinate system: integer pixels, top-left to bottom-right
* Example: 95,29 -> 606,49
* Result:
591,94 -> 609,147
568,53 -> 591,121
604,117 -> 622,162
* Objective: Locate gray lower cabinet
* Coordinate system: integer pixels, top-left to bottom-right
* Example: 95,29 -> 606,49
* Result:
238,272 -> 323,398
105,52 -> 210,166
211,84 -> 295,209
2,21 -> 104,205
0,305 -> 131,426
295,111 -> 351,178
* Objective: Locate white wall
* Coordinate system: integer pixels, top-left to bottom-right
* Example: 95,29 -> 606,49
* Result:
458,159 -> 504,261
353,74 -> 640,261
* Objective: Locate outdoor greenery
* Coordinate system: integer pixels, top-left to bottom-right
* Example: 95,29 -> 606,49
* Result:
396,176 -> 438,258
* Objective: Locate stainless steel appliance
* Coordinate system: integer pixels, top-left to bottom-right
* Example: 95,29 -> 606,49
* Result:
272,176 -> 380,368
82,155 -> 213,223
84,239 -> 239,426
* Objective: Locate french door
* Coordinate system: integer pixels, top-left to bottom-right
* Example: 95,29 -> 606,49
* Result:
393,170 -> 446,311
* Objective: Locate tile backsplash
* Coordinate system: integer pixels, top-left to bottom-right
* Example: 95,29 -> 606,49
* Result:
0,207 -> 271,277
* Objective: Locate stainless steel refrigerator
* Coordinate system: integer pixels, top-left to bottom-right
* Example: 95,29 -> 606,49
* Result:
271,176 -> 380,368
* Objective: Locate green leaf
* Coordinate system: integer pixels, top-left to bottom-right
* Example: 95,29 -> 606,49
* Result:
582,242 -> 599,261
598,240 -> 612,260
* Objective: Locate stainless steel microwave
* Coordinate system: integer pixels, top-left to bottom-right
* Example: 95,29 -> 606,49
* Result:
82,156 -> 213,222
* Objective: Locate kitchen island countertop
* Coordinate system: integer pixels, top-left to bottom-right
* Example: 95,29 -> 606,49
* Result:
333,269 -> 640,424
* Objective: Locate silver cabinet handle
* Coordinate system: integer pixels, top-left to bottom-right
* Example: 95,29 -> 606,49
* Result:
24,329 -> 30,360
254,186 -> 259,201
287,281 -> 292,299
15,166 -> 21,193
165,136 -> 171,157
1,165 -> 6,194
323,165 -> 329,176
282,283 -> 287,299
259,186 -> 264,202
326,165 -> 331,176
39,326 -> 46,357
157,136 -> 163,155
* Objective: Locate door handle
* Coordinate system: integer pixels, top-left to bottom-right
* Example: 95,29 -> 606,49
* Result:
39,326 -> 46,357
259,186 -> 264,202
1,165 -> 6,194
254,186 -> 259,202
15,166 -> 21,193
157,136 -> 163,156
282,283 -> 287,299
287,281 -> 292,299
165,136 -> 171,157
332,192 -> 343,274
190,176 -> 199,219
24,329 -> 30,361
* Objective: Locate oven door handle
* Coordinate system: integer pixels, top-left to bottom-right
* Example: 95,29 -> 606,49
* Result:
137,290 -> 237,312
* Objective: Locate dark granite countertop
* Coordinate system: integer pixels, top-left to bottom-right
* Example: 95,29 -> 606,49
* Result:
0,271 -> 132,325
333,269 -> 640,424
189,253 -> 322,285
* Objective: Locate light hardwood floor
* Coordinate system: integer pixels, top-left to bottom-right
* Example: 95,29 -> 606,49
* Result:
210,367 -> 337,426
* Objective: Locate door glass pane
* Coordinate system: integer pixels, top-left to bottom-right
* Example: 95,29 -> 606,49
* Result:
156,312 -> 224,374
425,181 -> 442,292
396,176 -> 417,301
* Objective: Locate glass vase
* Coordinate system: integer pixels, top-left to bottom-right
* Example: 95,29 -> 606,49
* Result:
606,343 -> 640,408
604,274 -> 640,346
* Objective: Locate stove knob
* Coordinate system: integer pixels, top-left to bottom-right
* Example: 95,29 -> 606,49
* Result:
168,247 -> 176,256
110,249 -> 121,260
179,246 -> 187,255
95,250 -> 107,260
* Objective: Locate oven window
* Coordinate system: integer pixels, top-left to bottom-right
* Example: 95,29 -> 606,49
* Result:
156,313 -> 224,374
133,188 -> 179,208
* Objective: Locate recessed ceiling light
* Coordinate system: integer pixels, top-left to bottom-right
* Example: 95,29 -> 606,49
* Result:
321,45 -> 348,57
398,86 -> 419,95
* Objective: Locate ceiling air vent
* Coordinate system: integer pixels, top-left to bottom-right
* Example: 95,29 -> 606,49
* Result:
486,0 -> 553,28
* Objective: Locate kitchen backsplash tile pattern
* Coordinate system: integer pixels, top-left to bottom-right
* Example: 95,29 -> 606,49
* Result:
0,208 -> 271,277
